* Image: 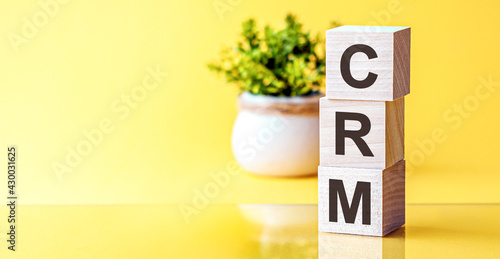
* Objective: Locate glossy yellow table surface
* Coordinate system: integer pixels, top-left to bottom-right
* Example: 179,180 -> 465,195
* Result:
1,204 -> 499,258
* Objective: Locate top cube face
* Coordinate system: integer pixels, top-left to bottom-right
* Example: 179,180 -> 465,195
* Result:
326,26 -> 411,101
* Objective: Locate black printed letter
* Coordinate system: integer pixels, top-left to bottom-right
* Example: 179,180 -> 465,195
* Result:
340,44 -> 378,89
336,112 -> 374,157
329,179 -> 371,225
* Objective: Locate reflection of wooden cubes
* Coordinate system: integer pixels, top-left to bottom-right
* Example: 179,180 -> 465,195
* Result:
320,97 -> 404,169
318,161 -> 405,236
319,227 -> 405,258
326,26 -> 410,101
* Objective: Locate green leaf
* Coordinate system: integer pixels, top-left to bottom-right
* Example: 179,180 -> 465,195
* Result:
207,13 -> 341,97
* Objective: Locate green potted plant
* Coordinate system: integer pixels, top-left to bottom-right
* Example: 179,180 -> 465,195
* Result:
208,14 -> 340,177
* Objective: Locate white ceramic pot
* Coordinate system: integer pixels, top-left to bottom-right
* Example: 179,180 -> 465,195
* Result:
231,92 -> 321,177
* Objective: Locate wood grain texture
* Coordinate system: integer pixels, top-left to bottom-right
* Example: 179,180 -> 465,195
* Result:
382,160 -> 406,235
318,160 -> 405,236
320,97 -> 404,169
385,97 -> 405,169
325,26 -> 410,101
393,28 -> 411,99
319,227 -> 405,258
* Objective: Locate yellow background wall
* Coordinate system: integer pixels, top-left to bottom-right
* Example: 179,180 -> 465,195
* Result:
1,0 -> 499,205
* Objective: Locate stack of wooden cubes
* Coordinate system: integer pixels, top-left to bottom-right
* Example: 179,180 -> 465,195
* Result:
318,26 -> 411,236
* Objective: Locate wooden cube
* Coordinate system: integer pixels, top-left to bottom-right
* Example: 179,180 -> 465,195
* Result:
319,227 -> 405,258
318,160 -> 405,236
320,97 -> 404,169
326,26 -> 410,101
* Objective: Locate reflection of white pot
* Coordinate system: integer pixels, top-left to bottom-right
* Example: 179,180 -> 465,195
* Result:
231,92 -> 321,177
238,205 -> 319,258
